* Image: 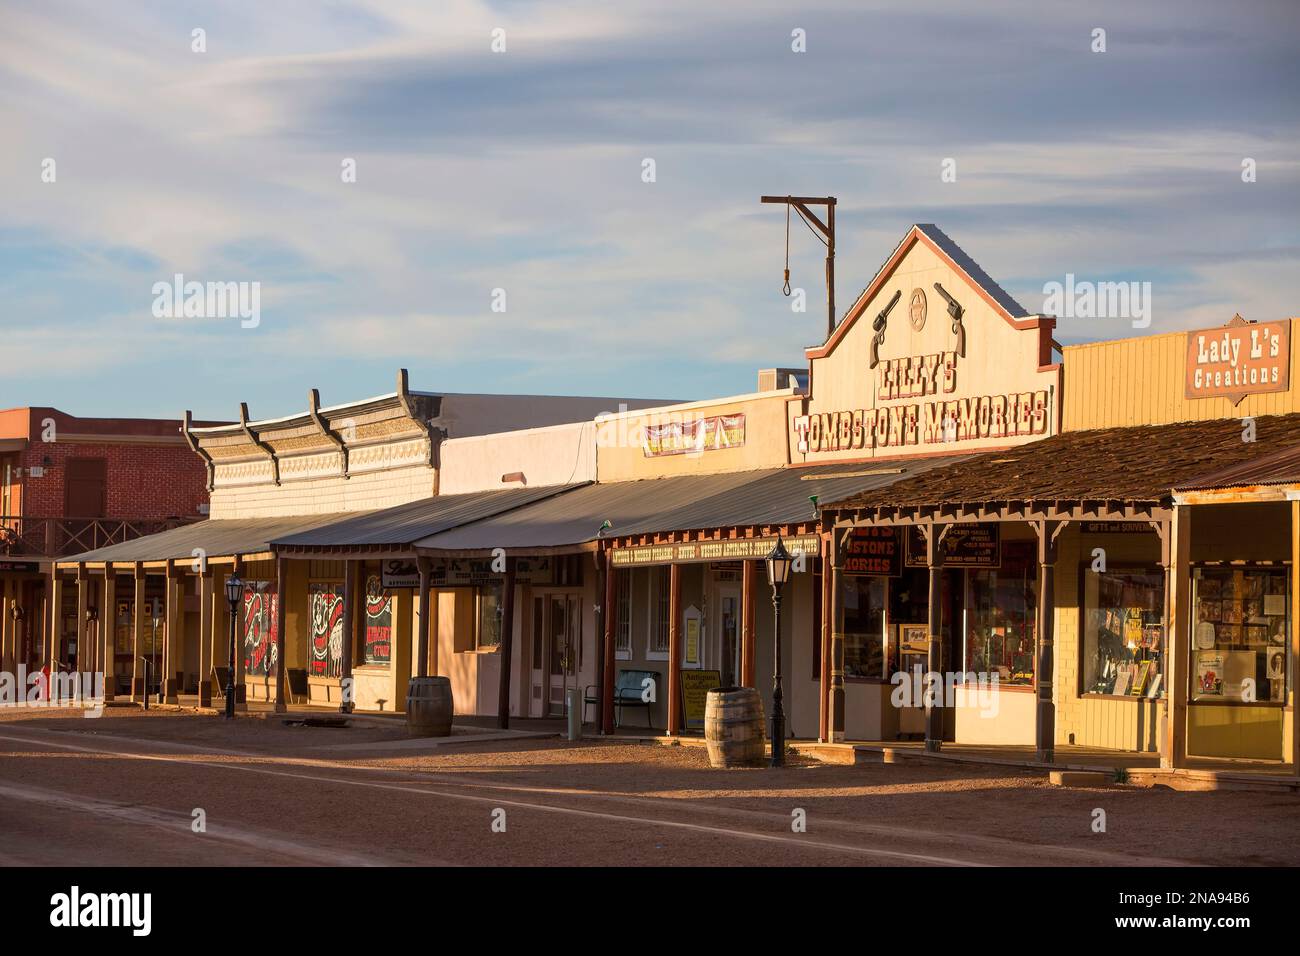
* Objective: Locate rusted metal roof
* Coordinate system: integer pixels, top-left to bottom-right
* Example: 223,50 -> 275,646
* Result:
822,413 -> 1300,513
1173,442 -> 1300,492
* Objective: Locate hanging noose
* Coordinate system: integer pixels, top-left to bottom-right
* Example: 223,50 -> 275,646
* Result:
782,202 -> 792,296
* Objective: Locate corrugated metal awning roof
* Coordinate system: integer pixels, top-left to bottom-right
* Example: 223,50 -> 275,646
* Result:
61,513 -> 360,565
271,484 -> 583,549
414,456 -> 971,553
1174,442 -> 1300,492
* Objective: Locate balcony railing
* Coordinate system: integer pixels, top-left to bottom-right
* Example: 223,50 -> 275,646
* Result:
0,515 -> 202,560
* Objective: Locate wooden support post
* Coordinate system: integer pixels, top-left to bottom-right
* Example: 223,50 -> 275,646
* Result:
429,575 -> 441,677
741,558 -> 757,688
1163,505 -> 1191,769
667,563 -> 683,736
601,551 -> 617,734
819,535 -> 832,742
197,569 -> 213,707
131,565 -> 145,701
75,565 -> 88,681
496,557 -> 517,729
923,524 -> 945,753
0,577 -> 11,676
340,559 -> 356,713
1292,499 -> 1300,773
416,556 -> 432,678
273,556 -> 288,713
47,571 -> 63,674
210,568 -> 225,704
1032,520 -> 1063,764
232,558 -> 246,705
102,572 -> 116,702
829,556 -> 846,743
163,562 -> 181,703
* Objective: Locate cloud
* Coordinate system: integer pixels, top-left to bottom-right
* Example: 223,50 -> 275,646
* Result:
0,0 -> 1297,415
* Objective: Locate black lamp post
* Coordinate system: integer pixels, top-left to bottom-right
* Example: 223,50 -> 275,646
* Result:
765,536 -> 794,768
224,574 -> 243,720
151,600 -> 163,704
10,603 -> 23,669
85,606 -> 98,675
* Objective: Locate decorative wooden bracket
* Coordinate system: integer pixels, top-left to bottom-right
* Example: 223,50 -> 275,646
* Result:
181,410 -> 215,492
239,402 -> 279,486
308,388 -> 349,480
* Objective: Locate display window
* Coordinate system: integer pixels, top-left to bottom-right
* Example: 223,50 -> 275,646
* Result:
1191,567 -> 1288,703
963,543 -> 1037,685
1080,566 -> 1165,697
842,575 -> 885,679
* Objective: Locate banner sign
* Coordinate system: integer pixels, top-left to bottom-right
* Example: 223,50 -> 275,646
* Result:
905,524 -> 1001,569
382,556 -> 554,588
642,414 -> 745,458
308,583 -> 345,679
843,527 -> 902,576
363,573 -> 392,665
611,534 -> 819,567
1185,315 -> 1290,406
680,669 -> 722,731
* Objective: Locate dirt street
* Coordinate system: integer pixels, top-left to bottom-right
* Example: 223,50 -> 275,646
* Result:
0,708 -> 1297,867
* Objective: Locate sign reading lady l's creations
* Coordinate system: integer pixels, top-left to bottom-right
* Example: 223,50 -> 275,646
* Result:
905,523 -> 1001,568
1185,314 -> 1290,405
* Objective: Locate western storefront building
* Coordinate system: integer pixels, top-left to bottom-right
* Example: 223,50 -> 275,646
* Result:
48,224 -> 1300,778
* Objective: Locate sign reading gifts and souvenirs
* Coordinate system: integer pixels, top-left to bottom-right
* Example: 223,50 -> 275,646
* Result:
1184,314 -> 1290,405
611,533 -> 820,567
904,523 -> 1001,569
641,413 -> 745,458
793,347 -> 1050,455
842,526 -> 902,576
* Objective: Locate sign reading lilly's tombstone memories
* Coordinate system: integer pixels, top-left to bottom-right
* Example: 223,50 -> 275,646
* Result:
1185,315 -> 1290,405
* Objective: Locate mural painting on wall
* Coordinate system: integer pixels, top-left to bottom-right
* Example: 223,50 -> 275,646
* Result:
308,583 -> 345,678
243,582 -> 278,677
364,574 -> 392,666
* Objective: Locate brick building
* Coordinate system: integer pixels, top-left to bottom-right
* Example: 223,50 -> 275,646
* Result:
0,406 -> 219,681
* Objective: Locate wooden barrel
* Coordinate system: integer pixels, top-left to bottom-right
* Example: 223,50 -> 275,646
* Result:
704,687 -> 766,768
406,676 -> 454,737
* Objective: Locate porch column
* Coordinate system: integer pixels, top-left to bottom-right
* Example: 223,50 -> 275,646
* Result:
818,534 -> 832,742
0,577 -> 11,676
1032,520 -> 1062,764
1162,505 -> 1191,769
102,572 -> 116,702
273,556 -> 288,713
741,558 -> 757,688
232,558 -> 246,705
75,566 -> 89,682
923,524 -> 945,753
47,571 -> 63,670
210,568 -> 225,704
340,559 -> 356,713
131,565 -> 145,701
416,556 -> 432,678
197,568 -> 213,707
830,549 -> 846,743
496,556 -> 517,729
163,562 -> 181,703
601,550 -> 616,734
666,562 -> 683,736
1292,499 -> 1300,772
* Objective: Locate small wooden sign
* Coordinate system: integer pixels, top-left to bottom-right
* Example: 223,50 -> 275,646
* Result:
680,669 -> 722,731
1185,314 -> 1290,406
906,524 -> 1001,569
843,527 -> 902,577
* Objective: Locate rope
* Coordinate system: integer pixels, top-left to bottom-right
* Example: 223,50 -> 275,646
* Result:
782,202 -> 792,296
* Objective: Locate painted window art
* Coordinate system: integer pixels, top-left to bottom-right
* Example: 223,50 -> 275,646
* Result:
364,573 -> 392,665
308,582 -> 345,679
243,581 -> 278,677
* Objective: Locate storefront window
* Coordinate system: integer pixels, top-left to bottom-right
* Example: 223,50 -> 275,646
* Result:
1191,567 -> 1288,702
477,582 -> 503,649
964,544 -> 1037,685
1081,567 -> 1164,696
363,572 -> 392,665
843,576 -> 885,679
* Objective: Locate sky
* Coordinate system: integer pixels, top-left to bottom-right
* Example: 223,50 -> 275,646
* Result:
2,0 -> 1298,421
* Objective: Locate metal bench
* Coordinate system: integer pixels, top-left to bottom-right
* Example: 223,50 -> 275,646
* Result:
584,669 -> 660,730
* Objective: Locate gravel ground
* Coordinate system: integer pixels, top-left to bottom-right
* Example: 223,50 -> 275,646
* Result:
1,708 -> 1297,866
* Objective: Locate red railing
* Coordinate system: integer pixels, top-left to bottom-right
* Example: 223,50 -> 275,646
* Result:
0,515 -> 201,559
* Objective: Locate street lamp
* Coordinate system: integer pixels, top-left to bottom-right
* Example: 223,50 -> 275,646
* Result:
224,573 -> 243,720
11,603 -> 23,668
85,606 -> 98,674
765,536 -> 794,768
151,600 -> 163,704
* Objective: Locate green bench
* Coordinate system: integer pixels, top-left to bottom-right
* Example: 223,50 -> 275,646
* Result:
584,669 -> 660,729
